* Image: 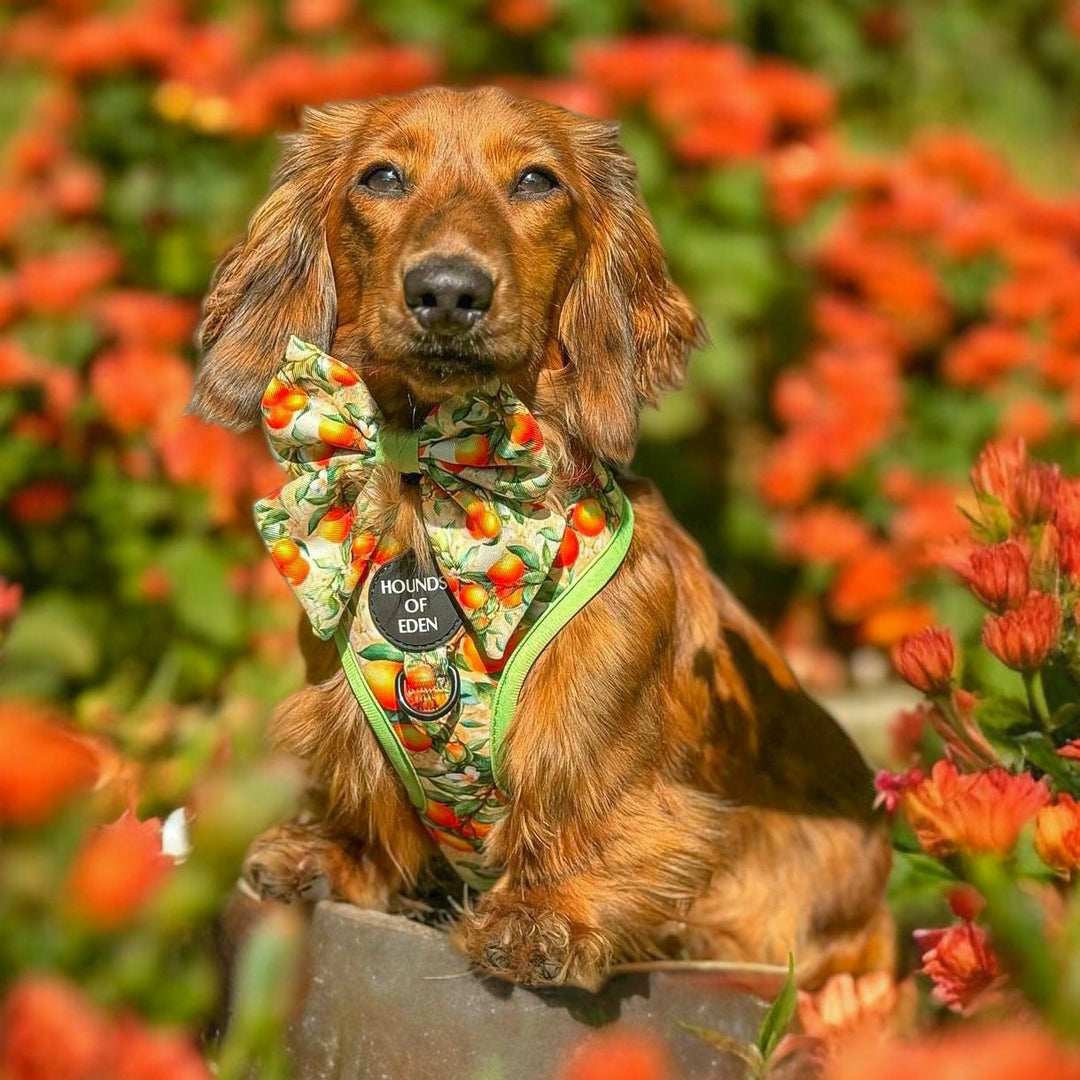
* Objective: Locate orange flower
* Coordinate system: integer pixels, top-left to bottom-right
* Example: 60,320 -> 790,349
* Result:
901,760 -> 1049,857
0,703 -> 101,824
825,1024 -> 1080,1080
156,415 -> 249,523
859,600 -> 936,648
957,539 -> 1030,611
999,396 -> 1055,446
1034,794 -> 1080,880
67,811 -> 172,928
0,975 -> 110,1080
981,591 -> 1061,670
489,0 -> 556,34
558,1028 -> 672,1080
779,504 -> 870,565
751,61 -> 835,128
90,346 -> 193,434
111,1015 -> 212,1080
285,0 -> 351,33
891,626 -> 955,693
795,972 -> 910,1059
943,324 -> 1033,387
16,246 -> 121,314
95,290 -> 196,347
913,920 -> 1005,1014
971,438 -> 1060,530
829,546 -> 904,623
1060,738 -> 1080,761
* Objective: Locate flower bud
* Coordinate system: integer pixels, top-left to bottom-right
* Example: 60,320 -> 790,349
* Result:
971,438 -> 1060,529
981,591 -> 1061,671
959,540 -> 1029,610
1034,795 -> 1080,880
892,626 -> 956,693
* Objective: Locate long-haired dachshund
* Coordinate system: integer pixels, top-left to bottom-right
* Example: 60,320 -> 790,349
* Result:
191,86 -> 893,991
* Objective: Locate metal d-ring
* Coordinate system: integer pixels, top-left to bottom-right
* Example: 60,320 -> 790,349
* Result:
395,664 -> 460,725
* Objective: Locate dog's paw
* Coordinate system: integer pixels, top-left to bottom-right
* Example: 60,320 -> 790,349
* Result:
456,902 -> 612,991
242,824 -> 348,904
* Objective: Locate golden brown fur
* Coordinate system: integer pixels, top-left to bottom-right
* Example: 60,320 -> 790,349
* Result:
191,86 -> 893,990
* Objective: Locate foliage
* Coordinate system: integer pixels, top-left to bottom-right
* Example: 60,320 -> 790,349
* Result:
4,0 -> 1080,1076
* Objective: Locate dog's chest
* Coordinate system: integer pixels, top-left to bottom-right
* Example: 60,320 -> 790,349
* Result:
336,469 -> 632,890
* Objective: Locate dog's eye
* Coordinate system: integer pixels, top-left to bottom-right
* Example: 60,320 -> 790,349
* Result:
512,168 -> 558,198
359,165 -> 405,195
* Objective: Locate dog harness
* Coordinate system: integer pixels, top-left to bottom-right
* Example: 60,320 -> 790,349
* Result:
254,338 -> 633,888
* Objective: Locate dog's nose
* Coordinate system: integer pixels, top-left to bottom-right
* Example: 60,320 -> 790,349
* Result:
403,258 -> 494,333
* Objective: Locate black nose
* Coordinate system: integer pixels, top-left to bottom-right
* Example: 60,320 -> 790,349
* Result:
403,258 -> 494,333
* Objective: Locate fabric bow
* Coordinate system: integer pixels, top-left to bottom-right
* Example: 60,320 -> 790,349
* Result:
253,336 -> 566,659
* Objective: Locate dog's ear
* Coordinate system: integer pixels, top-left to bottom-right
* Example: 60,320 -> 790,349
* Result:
559,121 -> 705,464
189,108 -> 351,430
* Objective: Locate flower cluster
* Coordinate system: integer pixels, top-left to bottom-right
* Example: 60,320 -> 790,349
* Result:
760,120 -> 1080,666
867,440 -> 1080,1040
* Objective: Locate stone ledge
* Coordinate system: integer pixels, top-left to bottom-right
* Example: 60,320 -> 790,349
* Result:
289,901 -> 770,1080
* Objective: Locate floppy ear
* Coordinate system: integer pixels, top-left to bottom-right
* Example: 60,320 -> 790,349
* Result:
189,108 -> 349,430
559,121 -> 705,464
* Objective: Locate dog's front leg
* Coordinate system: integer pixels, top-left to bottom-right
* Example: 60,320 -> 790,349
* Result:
452,778 -> 723,991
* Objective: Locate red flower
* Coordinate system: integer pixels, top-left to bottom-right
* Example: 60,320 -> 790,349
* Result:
913,920 -> 1005,1014
957,540 -> 1030,610
1034,794 -> 1080,880
0,576 -> 22,625
67,811 -> 172,928
873,768 -> 923,813
0,975 -> 110,1080
559,1028 -> 672,1080
0,703 -> 101,824
9,480 -> 74,525
981,591 -> 1061,670
891,626 -> 955,693
889,706 -> 927,762
900,760 -> 1050,857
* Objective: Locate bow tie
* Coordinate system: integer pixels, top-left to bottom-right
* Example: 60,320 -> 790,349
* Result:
253,337 -> 566,659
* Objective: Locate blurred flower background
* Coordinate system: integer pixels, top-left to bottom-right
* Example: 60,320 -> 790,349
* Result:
4,0 -> 1080,1076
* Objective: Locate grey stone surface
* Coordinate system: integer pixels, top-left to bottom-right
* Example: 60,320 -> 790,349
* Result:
290,902 -> 770,1080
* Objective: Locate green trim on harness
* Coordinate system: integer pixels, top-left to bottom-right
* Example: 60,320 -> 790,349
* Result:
335,491 -> 633,801
489,493 -> 634,787
337,630 -> 427,810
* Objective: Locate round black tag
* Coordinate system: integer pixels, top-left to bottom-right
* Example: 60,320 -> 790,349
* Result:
368,553 -> 463,652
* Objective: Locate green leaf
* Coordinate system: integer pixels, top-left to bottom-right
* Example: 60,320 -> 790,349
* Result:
674,1020 -> 762,1072
1016,732 -> 1080,797
358,642 -> 405,662
159,537 -> 244,648
306,503 -> 331,535
755,953 -> 798,1062
967,856 -> 1057,1013
975,695 -> 1033,734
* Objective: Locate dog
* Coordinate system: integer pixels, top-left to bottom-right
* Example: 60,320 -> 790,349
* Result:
190,86 -> 893,991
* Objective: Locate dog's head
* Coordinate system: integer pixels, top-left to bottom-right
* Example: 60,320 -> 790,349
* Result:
190,86 -> 703,463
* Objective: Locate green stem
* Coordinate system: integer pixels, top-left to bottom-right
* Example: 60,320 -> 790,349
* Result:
1024,668 -> 1051,730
